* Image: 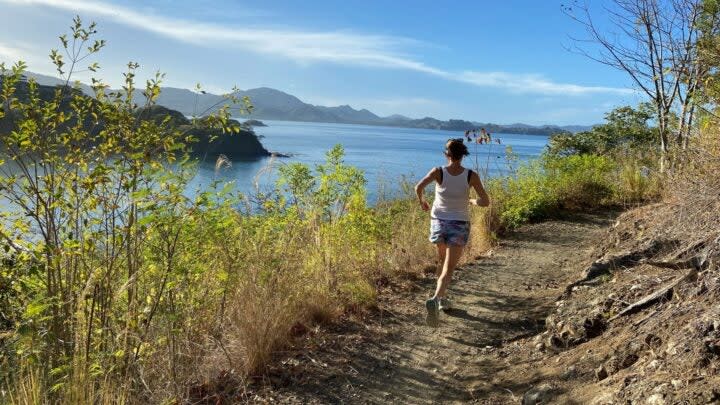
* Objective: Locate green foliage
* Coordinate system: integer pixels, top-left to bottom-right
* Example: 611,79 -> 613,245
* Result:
490,102 -> 665,231
698,0 -> 720,105
0,18 -> 250,402
544,154 -> 616,209
547,104 -> 656,156
277,144 -> 367,222
488,153 -> 658,231
488,161 -> 554,229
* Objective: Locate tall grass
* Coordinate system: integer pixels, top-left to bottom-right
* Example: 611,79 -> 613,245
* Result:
0,143 -> 493,403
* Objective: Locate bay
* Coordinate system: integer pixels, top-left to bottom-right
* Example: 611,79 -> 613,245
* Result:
187,120 -> 549,202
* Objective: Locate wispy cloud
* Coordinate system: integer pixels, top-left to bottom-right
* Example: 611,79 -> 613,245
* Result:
3,0 -> 631,96
4,0 -> 426,68
455,71 -> 633,95
0,42 -> 27,63
0,41 -> 55,75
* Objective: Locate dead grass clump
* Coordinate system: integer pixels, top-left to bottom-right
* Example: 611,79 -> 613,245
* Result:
658,143 -> 720,260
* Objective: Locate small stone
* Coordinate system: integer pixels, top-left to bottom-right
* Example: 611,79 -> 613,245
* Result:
562,365 -> 576,379
630,284 -> 641,291
671,379 -> 683,389
646,359 -> 661,370
652,383 -> 668,393
645,393 -> 665,405
522,383 -> 553,405
590,392 -> 615,404
595,365 -> 608,381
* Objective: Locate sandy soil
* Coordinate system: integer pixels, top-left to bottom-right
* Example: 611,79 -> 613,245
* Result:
251,213 -> 616,404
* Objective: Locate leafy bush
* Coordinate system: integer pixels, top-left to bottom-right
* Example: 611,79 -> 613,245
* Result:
544,154 -> 616,209
0,18 -> 252,402
485,103 -> 665,233
547,104 -> 656,157
487,161 -> 554,229
487,153 -> 659,231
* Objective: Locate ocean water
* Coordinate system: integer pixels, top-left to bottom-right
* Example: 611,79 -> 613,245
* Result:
187,120 -> 550,202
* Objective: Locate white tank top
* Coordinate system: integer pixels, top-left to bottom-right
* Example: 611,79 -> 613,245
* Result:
431,167 -> 470,222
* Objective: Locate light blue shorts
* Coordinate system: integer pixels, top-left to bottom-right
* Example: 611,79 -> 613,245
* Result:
429,218 -> 470,246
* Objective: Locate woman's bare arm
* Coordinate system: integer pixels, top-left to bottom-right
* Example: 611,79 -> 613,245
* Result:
414,168 -> 440,211
469,171 -> 490,207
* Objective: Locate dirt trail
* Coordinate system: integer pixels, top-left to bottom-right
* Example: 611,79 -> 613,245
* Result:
264,214 -> 615,404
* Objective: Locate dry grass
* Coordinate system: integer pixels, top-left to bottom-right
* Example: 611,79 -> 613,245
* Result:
0,172 -> 493,404
534,136 -> 720,403
640,136 -> 720,257
189,198 -> 492,402
3,367 -> 129,405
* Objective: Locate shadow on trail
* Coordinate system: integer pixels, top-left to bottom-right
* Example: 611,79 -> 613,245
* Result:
443,308 -> 484,322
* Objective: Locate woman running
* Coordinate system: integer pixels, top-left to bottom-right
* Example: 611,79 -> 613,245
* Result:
414,138 -> 490,327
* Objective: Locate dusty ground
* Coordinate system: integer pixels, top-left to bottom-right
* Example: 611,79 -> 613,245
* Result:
248,213 -> 616,404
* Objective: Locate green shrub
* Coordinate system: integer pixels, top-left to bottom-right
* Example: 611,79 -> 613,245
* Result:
544,154 -> 616,209
547,104 -> 655,157
487,154 -> 653,231
488,160 -> 555,229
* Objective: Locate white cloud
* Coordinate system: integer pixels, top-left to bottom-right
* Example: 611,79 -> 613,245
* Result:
4,0 -> 426,69
3,0 -> 632,96
0,41 -> 55,75
0,43 -> 26,63
455,71 -> 634,95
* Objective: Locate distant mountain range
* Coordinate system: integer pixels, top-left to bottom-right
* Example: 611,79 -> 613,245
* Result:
24,72 -> 593,136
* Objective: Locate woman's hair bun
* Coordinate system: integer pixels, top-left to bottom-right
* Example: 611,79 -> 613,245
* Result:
445,138 -> 470,161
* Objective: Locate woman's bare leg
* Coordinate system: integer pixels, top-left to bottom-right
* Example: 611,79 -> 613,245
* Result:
433,245 -> 463,299
436,243 -> 447,277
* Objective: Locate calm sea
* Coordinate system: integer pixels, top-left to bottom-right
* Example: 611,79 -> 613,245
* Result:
187,120 -> 550,202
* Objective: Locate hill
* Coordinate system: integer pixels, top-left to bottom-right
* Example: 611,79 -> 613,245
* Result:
0,77 -> 271,160
24,72 -> 593,136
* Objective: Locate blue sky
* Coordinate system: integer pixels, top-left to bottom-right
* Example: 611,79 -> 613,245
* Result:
0,0 -> 641,125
